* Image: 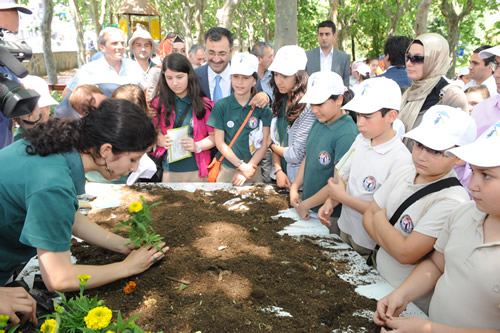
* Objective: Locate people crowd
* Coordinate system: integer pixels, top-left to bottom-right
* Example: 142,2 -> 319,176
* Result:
0,1 -> 499,330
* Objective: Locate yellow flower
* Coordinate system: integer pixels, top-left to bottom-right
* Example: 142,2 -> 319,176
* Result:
78,274 -> 91,284
129,202 -> 143,213
40,319 -> 58,333
0,314 -> 8,328
54,306 -> 64,313
84,306 -> 113,330
105,331 -> 116,333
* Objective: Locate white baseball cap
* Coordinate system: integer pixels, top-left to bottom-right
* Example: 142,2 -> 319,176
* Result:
457,67 -> 470,76
129,28 -> 158,53
0,0 -> 32,14
230,52 -> 259,76
479,45 -> 500,59
342,77 -> 401,114
268,45 -> 307,76
20,75 -> 58,108
299,71 -> 344,105
446,121 -> 500,167
404,105 -> 477,150
355,63 -> 371,76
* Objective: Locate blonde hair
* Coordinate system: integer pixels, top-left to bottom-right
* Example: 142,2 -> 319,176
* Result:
111,84 -> 148,114
69,85 -> 105,116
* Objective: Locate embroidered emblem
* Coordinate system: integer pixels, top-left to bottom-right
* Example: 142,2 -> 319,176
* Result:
486,122 -> 500,138
248,117 -> 258,129
227,120 -> 234,128
318,151 -> 331,165
362,176 -> 377,192
400,214 -> 414,233
434,111 -> 450,125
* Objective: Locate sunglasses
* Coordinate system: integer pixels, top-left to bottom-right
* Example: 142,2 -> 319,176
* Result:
405,52 -> 425,64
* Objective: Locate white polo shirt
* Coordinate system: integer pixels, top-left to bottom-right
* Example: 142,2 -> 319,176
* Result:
429,201 -> 500,328
373,166 -> 470,312
463,74 -> 498,97
336,134 -> 412,249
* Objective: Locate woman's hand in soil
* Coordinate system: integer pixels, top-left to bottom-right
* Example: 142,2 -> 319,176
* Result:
374,293 -> 408,326
276,171 -> 291,188
295,202 -> 310,220
156,132 -> 172,149
0,286 -> 37,325
238,162 -> 256,179
123,243 -> 169,274
381,317 -> 432,333
232,171 -> 247,186
318,198 -> 334,227
180,137 -> 196,152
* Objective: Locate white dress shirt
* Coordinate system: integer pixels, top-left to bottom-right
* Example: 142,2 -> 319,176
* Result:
208,64 -> 232,100
320,47 -> 334,72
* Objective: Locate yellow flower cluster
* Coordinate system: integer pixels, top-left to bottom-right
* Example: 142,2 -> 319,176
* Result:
40,319 -> 58,333
84,306 -> 113,330
0,314 -> 8,326
78,274 -> 91,284
129,201 -> 143,213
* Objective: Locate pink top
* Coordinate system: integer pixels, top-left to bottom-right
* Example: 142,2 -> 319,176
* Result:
151,96 -> 214,178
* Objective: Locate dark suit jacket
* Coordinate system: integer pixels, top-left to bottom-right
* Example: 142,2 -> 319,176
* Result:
195,64 -> 263,99
377,66 -> 412,89
305,47 -> 351,87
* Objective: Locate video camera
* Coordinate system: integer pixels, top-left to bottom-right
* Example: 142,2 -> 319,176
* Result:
0,28 -> 39,118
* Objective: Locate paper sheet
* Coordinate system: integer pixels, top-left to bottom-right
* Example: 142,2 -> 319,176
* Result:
167,126 -> 192,163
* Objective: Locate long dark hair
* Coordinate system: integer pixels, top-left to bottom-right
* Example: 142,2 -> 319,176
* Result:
23,99 -> 156,159
270,70 -> 308,123
159,53 -> 211,127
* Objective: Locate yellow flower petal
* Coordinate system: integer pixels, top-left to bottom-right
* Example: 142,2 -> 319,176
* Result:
129,202 -> 143,213
84,306 -> 113,330
40,319 -> 58,333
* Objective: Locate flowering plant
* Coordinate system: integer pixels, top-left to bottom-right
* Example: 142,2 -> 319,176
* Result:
40,275 -> 163,333
0,314 -> 19,333
115,196 -> 164,252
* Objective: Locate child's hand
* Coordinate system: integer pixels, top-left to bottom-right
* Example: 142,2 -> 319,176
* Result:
289,188 -> 300,208
232,171 -> 247,186
296,202 -> 310,220
156,132 -> 172,149
276,171 -> 291,188
180,137 -> 196,152
248,92 -> 270,108
374,293 -> 408,327
327,176 -> 346,202
381,317 -> 432,333
238,162 -> 256,179
318,198 -> 334,226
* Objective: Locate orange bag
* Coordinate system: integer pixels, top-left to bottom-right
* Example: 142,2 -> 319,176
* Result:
207,106 -> 256,183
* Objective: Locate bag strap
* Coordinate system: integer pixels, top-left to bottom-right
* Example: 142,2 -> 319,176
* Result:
174,102 -> 192,128
373,177 -> 462,251
217,106 -> 256,163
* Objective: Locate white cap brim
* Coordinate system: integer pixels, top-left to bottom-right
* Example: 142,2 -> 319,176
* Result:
447,139 -> 500,167
479,45 -> 500,59
38,95 -> 59,107
299,90 -> 330,105
404,127 -> 456,151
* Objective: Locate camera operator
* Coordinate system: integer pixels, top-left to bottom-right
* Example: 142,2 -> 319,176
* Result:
0,0 -> 33,150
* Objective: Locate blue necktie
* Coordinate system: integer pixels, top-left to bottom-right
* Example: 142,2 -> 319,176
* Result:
213,75 -> 223,102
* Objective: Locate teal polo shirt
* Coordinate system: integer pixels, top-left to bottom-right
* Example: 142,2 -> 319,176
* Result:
302,115 -> 358,214
0,140 -> 85,285
164,95 -> 198,172
207,94 -> 272,168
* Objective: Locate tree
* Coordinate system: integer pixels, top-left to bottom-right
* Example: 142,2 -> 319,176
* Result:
216,0 -> 240,30
42,0 -> 57,84
383,0 -> 411,37
415,0 -> 432,35
274,0 -> 297,50
68,0 -> 86,67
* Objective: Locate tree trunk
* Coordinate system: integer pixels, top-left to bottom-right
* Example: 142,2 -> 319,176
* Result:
415,0 -> 432,36
216,0 -> 240,30
68,0 -> 85,67
274,0 -> 297,50
193,0 -> 207,45
383,0 -> 411,37
87,0 -> 102,39
330,0 -> 340,50
440,0 -> 474,78
42,0 -> 57,84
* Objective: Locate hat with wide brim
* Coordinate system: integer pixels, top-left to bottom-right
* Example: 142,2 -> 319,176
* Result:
129,29 -> 158,53
0,0 -> 32,14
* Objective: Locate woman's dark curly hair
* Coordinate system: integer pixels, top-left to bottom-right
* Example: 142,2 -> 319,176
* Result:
270,70 -> 308,124
158,53 -> 212,127
23,99 -> 156,159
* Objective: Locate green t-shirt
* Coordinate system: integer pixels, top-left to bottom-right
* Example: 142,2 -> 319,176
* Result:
0,140 -> 85,285
275,96 -> 289,172
207,94 -> 272,168
302,115 -> 359,214
163,95 -> 198,172
13,126 -> 24,142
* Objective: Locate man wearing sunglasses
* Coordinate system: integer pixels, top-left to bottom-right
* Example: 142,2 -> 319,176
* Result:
463,45 -> 498,97
377,36 -> 412,91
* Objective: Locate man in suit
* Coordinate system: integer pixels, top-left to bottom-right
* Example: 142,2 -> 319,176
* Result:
377,36 -> 412,91
305,20 -> 350,86
195,27 -> 268,106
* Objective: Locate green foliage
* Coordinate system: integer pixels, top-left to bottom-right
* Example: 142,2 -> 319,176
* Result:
0,315 -> 19,333
297,0 -> 329,50
115,196 -> 164,252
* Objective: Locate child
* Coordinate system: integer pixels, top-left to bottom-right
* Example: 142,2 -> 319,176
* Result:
268,45 -> 316,188
207,52 -> 271,186
151,53 -> 215,182
374,121 -> 500,332
363,105 -> 476,313
465,84 -> 490,114
111,83 -> 155,118
69,84 -> 107,117
318,77 -> 413,252
290,71 -> 358,220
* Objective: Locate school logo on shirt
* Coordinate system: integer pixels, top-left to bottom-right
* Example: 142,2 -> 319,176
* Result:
433,111 -> 450,125
248,117 -> 258,129
399,214 -> 414,233
227,120 -> 235,128
318,151 -> 331,165
362,176 -> 377,192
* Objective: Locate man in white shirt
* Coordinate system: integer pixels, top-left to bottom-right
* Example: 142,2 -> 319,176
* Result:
463,45 -> 498,97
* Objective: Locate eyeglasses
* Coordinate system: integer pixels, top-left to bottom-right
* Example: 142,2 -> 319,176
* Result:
405,52 -> 425,64
412,141 -> 448,159
165,32 -> 184,41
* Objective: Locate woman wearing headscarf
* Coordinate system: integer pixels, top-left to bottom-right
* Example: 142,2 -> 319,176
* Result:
399,33 -> 467,135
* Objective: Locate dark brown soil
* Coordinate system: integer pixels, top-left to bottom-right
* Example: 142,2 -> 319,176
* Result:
71,185 -> 379,332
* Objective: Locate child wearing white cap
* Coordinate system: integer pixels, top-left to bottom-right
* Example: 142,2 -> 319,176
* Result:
374,121 -> 500,331
363,105 -> 476,313
318,77 -> 412,253
267,45 -> 316,187
206,53 -> 271,185
289,71 -> 358,220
